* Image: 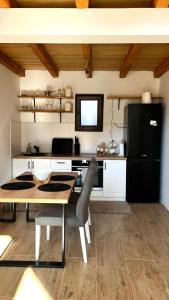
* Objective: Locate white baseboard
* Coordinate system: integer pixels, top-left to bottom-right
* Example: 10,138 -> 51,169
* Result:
90,196 -> 126,202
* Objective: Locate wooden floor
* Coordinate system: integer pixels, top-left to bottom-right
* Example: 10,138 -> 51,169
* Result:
1,203 -> 169,299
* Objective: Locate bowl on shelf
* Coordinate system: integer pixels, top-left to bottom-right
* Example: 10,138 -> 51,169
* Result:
32,170 -> 51,184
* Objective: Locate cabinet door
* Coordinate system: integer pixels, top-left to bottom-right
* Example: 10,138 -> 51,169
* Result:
50,160 -> 71,171
31,159 -> 51,171
103,160 -> 126,200
12,159 -> 31,178
126,159 -> 160,202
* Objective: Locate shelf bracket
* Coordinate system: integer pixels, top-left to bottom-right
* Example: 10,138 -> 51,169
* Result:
59,98 -> 62,123
118,98 -> 121,110
33,98 -> 36,123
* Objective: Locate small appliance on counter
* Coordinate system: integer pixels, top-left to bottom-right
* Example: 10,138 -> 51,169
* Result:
52,138 -> 73,155
119,142 -> 124,156
74,136 -> 80,155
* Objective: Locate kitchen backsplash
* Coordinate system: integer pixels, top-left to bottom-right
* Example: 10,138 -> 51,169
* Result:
21,122 -> 120,153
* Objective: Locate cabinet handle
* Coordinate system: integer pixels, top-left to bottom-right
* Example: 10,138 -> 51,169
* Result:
105,162 -> 106,170
57,162 -> 65,164
28,161 -> 30,170
32,161 -> 34,169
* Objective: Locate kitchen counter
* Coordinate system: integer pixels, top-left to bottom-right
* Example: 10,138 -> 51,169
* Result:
12,153 -> 127,160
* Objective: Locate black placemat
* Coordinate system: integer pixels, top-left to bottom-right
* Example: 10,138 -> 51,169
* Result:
50,175 -> 75,181
38,183 -> 71,192
1,182 -> 35,190
16,175 -> 33,181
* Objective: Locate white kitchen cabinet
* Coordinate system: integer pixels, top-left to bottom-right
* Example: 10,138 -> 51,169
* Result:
32,159 -> 51,171
13,159 -> 31,177
51,160 -> 71,171
103,160 -> 126,201
12,158 -> 51,178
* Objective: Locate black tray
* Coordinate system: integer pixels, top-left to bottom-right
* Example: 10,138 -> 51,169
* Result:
22,153 -> 46,156
50,175 -> 75,181
38,183 -> 71,192
1,182 -> 35,190
16,175 -> 33,181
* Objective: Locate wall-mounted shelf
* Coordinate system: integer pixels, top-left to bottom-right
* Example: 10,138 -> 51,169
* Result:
19,109 -> 73,113
107,95 -> 163,109
107,95 -> 163,100
18,94 -> 73,122
19,95 -> 73,99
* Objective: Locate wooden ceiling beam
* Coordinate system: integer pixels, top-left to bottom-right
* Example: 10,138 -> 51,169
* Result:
0,0 -> 18,7
29,44 -> 58,77
75,0 -> 89,8
75,1 -> 92,77
154,55 -> 169,77
152,0 -> 169,7
81,44 -> 92,78
75,2 -> 92,77
0,49 -> 25,77
119,44 -> 142,78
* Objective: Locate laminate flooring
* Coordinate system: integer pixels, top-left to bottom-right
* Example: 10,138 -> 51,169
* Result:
1,203 -> 169,299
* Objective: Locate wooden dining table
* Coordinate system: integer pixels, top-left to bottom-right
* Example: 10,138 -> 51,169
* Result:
0,171 -> 77,268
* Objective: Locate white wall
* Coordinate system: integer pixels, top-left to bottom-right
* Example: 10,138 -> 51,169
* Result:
1,9 -> 169,43
0,65 -> 20,184
160,71 -> 169,210
20,70 -> 160,153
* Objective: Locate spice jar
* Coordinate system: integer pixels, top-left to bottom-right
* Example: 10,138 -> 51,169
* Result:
64,102 -> 71,112
65,87 -> 72,97
57,88 -> 61,97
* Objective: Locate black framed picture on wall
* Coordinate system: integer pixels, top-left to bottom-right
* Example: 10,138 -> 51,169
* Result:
75,94 -> 104,132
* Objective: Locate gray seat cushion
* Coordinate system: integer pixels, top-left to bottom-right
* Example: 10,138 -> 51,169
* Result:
35,157 -> 96,228
36,204 -> 78,227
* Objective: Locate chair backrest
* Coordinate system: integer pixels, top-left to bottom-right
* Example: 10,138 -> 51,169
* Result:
76,157 -> 96,226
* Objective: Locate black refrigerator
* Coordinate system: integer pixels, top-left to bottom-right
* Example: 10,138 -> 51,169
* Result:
124,103 -> 163,203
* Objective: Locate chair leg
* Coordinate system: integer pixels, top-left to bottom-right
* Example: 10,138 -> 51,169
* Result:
79,227 -> 87,263
35,225 -> 41,261
46,225 -> 50,241
85,221 -> 91,244
88,207 -> 91,225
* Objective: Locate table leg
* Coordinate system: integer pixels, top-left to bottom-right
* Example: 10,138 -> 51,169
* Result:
0,203 -> 16,222
0,204 -> 66,268
62,204 -> 65,265
26,203 -> 35,222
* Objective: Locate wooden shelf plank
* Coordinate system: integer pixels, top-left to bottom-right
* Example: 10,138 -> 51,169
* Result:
107,96 -> 163,100
18,95 -> 73,100
19,109 -> 73,113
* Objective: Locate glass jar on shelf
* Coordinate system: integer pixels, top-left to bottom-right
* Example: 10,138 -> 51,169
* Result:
65,87 -> 72,97
64,102 -> 72,112
57,88 -> 61,97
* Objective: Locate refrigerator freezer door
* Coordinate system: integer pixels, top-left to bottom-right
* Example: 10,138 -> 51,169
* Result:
126,159 -> 160,202
126,104 -> 162,159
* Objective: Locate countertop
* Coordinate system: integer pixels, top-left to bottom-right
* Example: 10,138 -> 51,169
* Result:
12,153 -> 127,160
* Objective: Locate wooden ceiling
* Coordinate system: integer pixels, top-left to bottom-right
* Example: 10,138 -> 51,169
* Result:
0,0 -> 169,8
0,0 -> 169,78
0,44 -> 169,78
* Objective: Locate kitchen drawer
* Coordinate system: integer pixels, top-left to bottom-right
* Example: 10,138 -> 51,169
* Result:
50,160 -> 71,171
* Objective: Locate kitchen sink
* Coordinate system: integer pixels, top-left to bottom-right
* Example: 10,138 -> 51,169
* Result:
22,152 -> 47,156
